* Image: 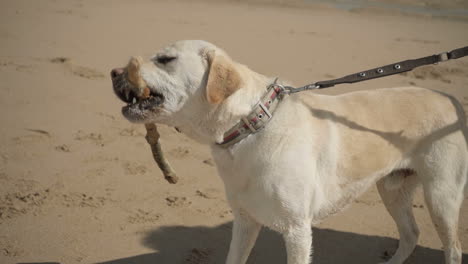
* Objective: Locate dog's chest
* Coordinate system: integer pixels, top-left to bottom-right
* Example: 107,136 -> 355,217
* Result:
224,172 -> 309,230
212,144 -> 318,229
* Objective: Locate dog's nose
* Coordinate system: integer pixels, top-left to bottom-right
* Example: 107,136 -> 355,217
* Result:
111,68 -> 125,79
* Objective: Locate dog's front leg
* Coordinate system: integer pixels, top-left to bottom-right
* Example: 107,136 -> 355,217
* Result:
226,210 -> 261,264
283,225 -> 312,264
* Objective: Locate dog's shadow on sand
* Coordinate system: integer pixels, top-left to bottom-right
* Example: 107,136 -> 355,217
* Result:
91,222 -> 465,264
18,223 -> 464,264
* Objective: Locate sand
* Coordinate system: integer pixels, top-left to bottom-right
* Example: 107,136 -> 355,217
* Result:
0,0 -> 467,263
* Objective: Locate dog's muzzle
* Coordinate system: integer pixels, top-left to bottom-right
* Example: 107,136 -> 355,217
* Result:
110,68 -> 164,110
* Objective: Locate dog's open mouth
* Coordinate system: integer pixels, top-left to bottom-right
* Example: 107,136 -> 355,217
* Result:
120,89 -> 165,112
112,71 -> 165,112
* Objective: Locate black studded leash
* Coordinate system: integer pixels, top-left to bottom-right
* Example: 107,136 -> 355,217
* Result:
282,46 -> 468,93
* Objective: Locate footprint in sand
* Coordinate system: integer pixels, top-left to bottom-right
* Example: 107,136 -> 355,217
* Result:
169,146 -> 191,158
165,196 -> 192,207
61,192 -> 107,208
219,210 -> 232,218
122,161 -> 147,175
55,144 -> 71,152
127,209 -> 161,224
185,248 -> 212,264
119,127 -> 145,137
0,188 -> 51,222
50,57 -> 105,80
74,130 -> 105,146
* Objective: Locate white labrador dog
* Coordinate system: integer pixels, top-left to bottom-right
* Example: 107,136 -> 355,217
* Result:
111,40 -> 467,264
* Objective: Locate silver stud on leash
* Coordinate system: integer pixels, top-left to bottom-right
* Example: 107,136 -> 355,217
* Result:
394,64 -> 401,69
377,68 -> 384,74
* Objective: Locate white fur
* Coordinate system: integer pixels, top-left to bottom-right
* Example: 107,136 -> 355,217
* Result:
121,40 -> 468,264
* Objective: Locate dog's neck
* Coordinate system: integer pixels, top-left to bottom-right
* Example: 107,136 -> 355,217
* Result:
209,64 -> 277,145
174,64 -> 276,146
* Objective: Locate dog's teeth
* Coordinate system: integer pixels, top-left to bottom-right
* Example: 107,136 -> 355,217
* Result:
125,90 -> 130,101
132,97 -> 137,104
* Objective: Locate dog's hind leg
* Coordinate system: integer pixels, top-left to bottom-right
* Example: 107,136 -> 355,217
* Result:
417,135 -> 467,264
422,171 -> 465,264
377,170 -> 420,264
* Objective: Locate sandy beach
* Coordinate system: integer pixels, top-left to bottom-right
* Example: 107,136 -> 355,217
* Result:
1,0 -> 467,263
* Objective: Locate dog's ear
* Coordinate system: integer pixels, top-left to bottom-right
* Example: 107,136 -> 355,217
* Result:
127,56 -> 147,89
204,50 -> 242,104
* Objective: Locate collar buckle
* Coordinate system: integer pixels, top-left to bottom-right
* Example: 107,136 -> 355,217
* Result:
218,79 -> 285,147
258,101 -> 272,119
241,117 -> 257,133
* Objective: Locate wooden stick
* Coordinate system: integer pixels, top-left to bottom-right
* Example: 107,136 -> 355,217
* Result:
126,57 -> 177,183
144,123 -> 178,184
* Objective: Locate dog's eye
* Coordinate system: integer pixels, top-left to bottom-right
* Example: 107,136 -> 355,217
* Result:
156,56 -> 176,65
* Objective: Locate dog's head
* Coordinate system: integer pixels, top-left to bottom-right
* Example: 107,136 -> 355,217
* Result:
111,40 -> 245,129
